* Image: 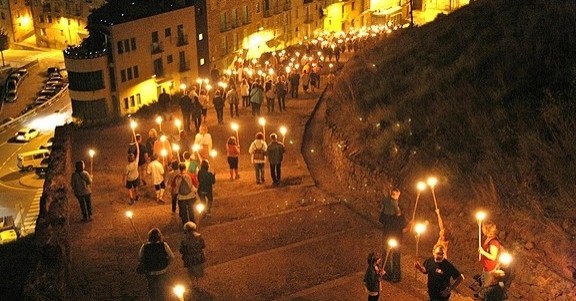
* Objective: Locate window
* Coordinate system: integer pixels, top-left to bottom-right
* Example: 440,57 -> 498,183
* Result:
118,41 -> 124,54
165,28 -> 171,37
242,5 -> 249,24
127,68 -> 133,80
220,36 -> 227,55
199,58 -> 205,66
124,40 -> 130,52
220,13 -> 227,31
48,16 -> 52,23
198,33 -> 203,41
131,38 -> 136,50
124,98 -> 129,109
231,8 -> 237,27
153,58 -> 163,76
167,55 -> 173,64
152,31 -> 159,43
256,3 -> 260,13
133,66 -> 139,78
120,70 -> 126,82
40,28 -> 46,36
130,96 -> 135,107
136,94 -> 141,105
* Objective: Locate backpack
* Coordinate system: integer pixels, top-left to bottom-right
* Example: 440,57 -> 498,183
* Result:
141,243 -> 169,272
179,175 -> 192,195
253,145 -> 265,161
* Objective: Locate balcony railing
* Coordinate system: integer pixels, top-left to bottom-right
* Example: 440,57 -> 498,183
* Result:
263,9 -> 272,18
274,7 -> 281,14
304,16 -> 314,24
151,42 -> 163,54
220,23 -> 229,32
283,3 -> 291,11
179,61 -> 190,72
177,34 -> 188,46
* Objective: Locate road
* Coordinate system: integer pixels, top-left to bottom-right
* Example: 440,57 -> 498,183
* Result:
0,48 -> 68,233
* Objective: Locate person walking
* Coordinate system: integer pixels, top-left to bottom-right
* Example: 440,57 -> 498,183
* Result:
165,160 -> 179,214
198,89 -> 209,123
197,160 -> 215,214
289,71 -> 300,98
414,244 -> 464,301
179,91 -> 192,132
180,222 -> 206,290
264,79 -> 276,113
226,84 -> 240,118
226,136 -> 240,180
301,70 -> 310,93
364,253 -> 386,301
275,76 -> 287,112
378,187 -> 406,282
138,228 -> 174,301
129,133 -> 149,186
250,81 -> 263,117
240,78 -> 250,108
71,160 -> 93,222
147,154 -> 166,204
212,90 -> 225,124
174,162 -> 199,225
479,220 -> 502,288
194,124 -> 213,161
123,133 -> 140,205
190,94 -> 203,133
248,132 -> 267,184
158,88 -> 171,120
266,133 -> 285,186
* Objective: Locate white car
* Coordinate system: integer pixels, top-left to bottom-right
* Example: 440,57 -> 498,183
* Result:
34,96 -> 50,105
15,128 -> 39,142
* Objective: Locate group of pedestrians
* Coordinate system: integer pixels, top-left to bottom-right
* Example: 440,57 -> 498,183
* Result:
365,187 -> 509,301
137,221 -> 207,300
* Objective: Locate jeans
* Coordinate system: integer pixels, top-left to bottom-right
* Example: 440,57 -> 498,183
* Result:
146,273 -> 167,301
270,163 -> 282,183
266,97 -> 275,112
242,96 -> 250,107
254,163 -> 265,183
278,95 -> 286,111
181,109 -> 191,131
178,198 -> 195,225
76,194 -> 92,219
251,103 -> 261,116
199,191 -> 214,213
229,103 -> 239,117
215,106 -> 224,124
192,115 -> 202,132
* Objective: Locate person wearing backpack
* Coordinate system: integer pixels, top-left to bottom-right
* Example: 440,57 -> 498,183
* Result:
138,228 -> 174,301
174,163 -> 199,225
248,132 -> 267,184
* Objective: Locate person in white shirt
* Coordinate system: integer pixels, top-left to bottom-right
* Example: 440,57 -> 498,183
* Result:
194,124 -> 213,160
147,154 -> 166,204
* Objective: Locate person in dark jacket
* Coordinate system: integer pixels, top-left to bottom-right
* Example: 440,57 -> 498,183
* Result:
71,160 -> 93,222
364,253 -> 385,301
138,228 -> 174,301
179,92 -> 192,131
266,133 -> 285,186
197,160 -> 215,214
415,244 -> 464,301
212,89 -> 225,124
180,222 -> 206,289
190,94 -> 203,132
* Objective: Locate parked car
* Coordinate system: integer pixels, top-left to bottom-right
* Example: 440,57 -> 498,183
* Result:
39,89 -> 56,97
14,128 -> 39,142
47,67 -> 60,75
34,96 -> 50,105
17,149 -> 50,171
35,157 -> 51,178
5,90 -> 18,103
20,104 -> 36,115
39,137 -> 55,151
7,73 -> 21,84
49,74 -> 63,82
6,79 -> 17,91
16,68 -> 28,79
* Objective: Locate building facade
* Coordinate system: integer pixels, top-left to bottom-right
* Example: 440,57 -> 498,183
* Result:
64,3 -> 197,123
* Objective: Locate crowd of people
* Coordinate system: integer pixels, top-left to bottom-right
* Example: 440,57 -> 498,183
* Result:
365,187 -> 511,301
73,25 -> 414,300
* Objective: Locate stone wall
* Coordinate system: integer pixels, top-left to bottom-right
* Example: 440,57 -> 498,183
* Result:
321,101 -> 576,300
23,125 -> 72,300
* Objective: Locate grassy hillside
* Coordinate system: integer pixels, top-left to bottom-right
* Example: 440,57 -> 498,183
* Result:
328,0 -> 576,218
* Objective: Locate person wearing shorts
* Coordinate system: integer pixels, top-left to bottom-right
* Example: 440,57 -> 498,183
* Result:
124,138 -> 140,205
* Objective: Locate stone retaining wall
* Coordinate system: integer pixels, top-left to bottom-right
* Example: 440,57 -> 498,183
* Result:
23,125 -> 72,300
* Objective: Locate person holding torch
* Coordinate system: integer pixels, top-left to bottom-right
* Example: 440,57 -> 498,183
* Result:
479,220 -> 502,288
226,136 -> 241,180
379,187 -> 407,282
414,244 -> 464,301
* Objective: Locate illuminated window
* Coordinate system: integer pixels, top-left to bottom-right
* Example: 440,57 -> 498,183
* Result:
198,33 -> 203,41
199,58 -> 205,66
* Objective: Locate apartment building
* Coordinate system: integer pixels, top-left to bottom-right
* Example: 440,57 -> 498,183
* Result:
64,2 -> 197,123
30,0 -> 104,49
0,0 -> 34,45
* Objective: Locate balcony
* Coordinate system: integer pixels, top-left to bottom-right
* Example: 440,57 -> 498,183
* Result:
304,16 -> 314,24
283,3 -> 291,11
177,34 -> 189,46
263,9 -> 272,18
274,7 -> 281,14
220,23 -> 229,32
179,61 -> 190,72
151,42 -> 163,54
